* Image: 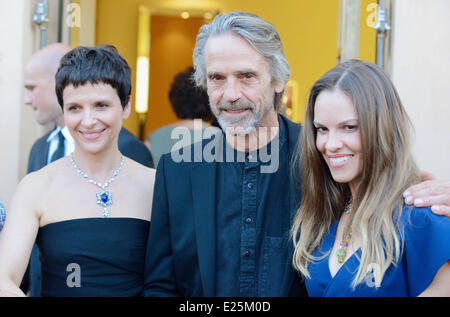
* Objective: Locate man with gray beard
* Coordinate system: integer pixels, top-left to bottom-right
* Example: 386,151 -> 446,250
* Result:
144,11 -> 306,297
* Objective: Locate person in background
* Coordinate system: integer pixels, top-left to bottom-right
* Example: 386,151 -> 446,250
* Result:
0,45 -> 155,297
0,200 -> 5,233
145,66 -> 217,167
22,43 -> 154,296
291,59 -> 450,296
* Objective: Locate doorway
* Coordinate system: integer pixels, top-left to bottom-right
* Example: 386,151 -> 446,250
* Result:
144,14 -> 209,139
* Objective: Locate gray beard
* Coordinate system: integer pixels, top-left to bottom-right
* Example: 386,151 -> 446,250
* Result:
217,116 -> 260,136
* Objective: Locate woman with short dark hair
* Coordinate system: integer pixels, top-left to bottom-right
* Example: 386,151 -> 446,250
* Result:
0,45 -> 155,296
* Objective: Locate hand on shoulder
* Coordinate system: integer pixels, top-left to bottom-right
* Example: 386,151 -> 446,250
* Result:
403,173 -> 450,217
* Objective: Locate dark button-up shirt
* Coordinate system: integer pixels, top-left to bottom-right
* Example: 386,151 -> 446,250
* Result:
215,118 -> 291,296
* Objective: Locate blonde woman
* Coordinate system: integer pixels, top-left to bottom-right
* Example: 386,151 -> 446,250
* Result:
291,60 -> 450,296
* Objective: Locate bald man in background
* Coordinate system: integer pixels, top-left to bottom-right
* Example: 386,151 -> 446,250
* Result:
22,43 -> 154,296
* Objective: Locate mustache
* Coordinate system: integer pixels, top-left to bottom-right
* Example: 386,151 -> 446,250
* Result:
217,100 -> 255,111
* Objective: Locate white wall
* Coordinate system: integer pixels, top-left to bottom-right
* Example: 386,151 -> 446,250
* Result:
0,0 -> 59,208
390,0 -> 450,178
0,0 -> 96,208
0,0 -> 34,208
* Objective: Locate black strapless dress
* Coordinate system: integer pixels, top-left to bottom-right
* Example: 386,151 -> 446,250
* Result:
36,218 -> 149,297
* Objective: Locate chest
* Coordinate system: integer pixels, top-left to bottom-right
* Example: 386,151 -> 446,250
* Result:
328,216 -> 361,278
38,174 -> 151,226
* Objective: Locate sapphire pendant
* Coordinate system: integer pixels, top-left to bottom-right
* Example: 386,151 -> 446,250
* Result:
96,190 -> 112,217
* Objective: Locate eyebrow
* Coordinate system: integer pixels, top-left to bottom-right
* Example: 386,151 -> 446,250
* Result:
207,69 -> 259,77
313,119 -> 358,126
64,99 -> 112,106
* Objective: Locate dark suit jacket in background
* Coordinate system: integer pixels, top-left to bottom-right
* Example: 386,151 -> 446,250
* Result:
144,115 -> 306,297
23,127 -> 154,296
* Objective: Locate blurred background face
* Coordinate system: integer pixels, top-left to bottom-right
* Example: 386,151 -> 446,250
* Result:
204,32 -> 282,135
24,61 -> 62,126
63,82 -> 130,155
313,89 -> 363,192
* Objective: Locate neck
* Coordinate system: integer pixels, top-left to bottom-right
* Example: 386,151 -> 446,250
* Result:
54,115 -> 65,128
348,181 -> 358,202
173,119 -> 210,130
71,146 -> 122,183
225,110 -> 279,152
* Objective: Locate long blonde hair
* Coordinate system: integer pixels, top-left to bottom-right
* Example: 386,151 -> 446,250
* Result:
291,60 -> 421,288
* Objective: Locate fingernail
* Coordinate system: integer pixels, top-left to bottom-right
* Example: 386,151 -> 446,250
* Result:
431,205 -> 441,213
405,196 -> 413,204
403,190 -> 410,198
414,198 -> 423,205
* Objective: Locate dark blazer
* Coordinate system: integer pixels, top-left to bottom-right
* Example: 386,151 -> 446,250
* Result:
144,115 -> 306,297
22,127 -> 154,296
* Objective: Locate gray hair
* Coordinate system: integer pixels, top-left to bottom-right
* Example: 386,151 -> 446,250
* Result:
193,11 -> 290,110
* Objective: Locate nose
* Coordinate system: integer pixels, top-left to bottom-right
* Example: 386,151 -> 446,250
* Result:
325,131 -> 343,152
24,92 -> 32,106
81,108 -> 97,127
223,78 -> 242,103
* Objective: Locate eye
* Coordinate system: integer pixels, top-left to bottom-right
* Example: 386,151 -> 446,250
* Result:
315,126 -> 327,133
241,72 -> 255,80
97,103 -> 109,108
208,74 -> 224,81
344,125 -> 358,131
67,105 -> 79,111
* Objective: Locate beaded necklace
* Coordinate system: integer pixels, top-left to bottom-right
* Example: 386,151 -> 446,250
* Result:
336,199 -> 353,264
70,153 -> 124,217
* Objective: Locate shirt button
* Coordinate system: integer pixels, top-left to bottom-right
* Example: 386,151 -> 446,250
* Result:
245,217 -> 252,224
248,154 -> 253,160
244,250 -> 251,257
247,182 -> 253,189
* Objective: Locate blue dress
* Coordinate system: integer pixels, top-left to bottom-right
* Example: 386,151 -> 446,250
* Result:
36,217 -> 149,297
305,205 -> 450,296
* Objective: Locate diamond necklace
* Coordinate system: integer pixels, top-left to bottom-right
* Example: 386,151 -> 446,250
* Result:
70,153 -> 124,217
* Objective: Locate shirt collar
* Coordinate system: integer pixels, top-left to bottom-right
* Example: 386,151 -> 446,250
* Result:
61,126 -> 74,145
46,126 -> 62,142
46,126 -> 74,145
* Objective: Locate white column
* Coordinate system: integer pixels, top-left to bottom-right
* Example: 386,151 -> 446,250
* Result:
391,0 -> 450,178
338,0 -> 361,62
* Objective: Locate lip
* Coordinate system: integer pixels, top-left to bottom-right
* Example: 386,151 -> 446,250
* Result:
327,154 -> 354,168
79,128 -> 106,140
222,108 -> 250,116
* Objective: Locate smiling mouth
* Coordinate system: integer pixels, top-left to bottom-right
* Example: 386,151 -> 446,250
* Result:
80,129 -> 106,140
328,155 -> 354,167
222,108 -> 251,115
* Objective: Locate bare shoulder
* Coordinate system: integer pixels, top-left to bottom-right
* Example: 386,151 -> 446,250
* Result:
124,158 -> 156,187
16,167 -> 51,197
9,165 -> 54,221
15,158 -> 69,204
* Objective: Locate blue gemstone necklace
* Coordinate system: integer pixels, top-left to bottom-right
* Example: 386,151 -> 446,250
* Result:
70,153 -> 124,217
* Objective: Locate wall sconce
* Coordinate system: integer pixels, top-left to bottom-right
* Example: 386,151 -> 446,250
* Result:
136,6 -> 150,140
283,80 -> 300,123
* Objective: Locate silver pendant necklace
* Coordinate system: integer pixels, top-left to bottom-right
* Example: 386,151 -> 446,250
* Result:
70,153 -> 124,217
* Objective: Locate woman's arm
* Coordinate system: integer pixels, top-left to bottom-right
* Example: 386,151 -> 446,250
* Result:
419,261 -> 450,297
0,173 -> 42,296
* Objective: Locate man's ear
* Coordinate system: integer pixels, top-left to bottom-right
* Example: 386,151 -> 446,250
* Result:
420,170 -> 435,181
273,81 -> 284,94
122,96 -> 132,120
